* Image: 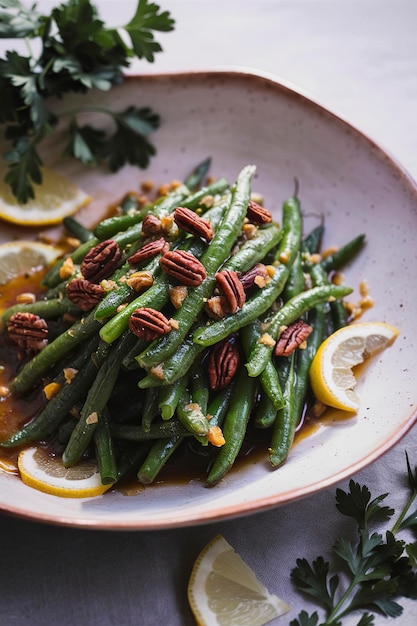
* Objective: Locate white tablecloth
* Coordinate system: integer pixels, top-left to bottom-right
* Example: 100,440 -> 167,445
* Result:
1,2 -> 416,624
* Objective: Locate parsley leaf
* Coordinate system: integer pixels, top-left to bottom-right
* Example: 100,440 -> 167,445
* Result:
0,0 -> 175,203
291,451 -> 417,626
64,106 -> 160,171
124,0 -> 175,62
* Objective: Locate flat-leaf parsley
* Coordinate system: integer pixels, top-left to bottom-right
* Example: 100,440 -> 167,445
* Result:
291,452 -> 417,626
0,0 -> 175,203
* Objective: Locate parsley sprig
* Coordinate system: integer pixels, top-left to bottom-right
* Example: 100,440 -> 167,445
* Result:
0,0 -> 174,203
291,452 -> 417,626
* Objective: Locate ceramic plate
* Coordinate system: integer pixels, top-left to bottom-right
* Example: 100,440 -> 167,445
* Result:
1,71 -> 416,529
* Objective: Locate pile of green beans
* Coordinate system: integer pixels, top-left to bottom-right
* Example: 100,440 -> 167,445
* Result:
0,161 -> 365,491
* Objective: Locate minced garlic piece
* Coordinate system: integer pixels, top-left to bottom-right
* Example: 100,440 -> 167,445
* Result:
43,382 -> 61,400
242,223 -> 258,239
258,332 -> 276,347
141,180 -> 154,193
86,411 -> 99,425
265,265 -> 275,277
308,253 -> 322,265
66,237 -> 81,250
254,274 -> 268,288
207,426 -> 226,447
331,271 -> 344,286
16,292 -> 36,304
321,245 -> 338,259
63,367 -> 78,384
59,257 -> 75,279
169,318 -> 179,330
278,250 -> 291,264
100,279 -> 117,291
150,364 -> 164,380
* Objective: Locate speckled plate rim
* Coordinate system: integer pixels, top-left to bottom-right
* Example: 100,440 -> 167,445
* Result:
1,68 -> 417,530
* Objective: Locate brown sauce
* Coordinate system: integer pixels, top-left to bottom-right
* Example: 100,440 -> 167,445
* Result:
0,266 -> 349,493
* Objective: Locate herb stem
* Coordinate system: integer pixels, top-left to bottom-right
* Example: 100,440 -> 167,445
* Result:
324,579 -> 357,625
391,487 -> 417,535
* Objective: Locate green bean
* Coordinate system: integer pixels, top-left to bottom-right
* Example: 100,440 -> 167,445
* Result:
309,261 -> 348,330
282,251 -> 304,301
180,177 -> 229,210
112,421 -> 190,441
1,296 -> 79,323
41,238 -> 100,288
268,353 -> 297,468
94,255 -> 161,321
97,204 -> 225,343
0,356 -> 99,447
321,234 -> 366,272
253,392 -> 277,429
99,276 -> 170,344
115,442 -> 153,482
206,382 -> 236,429
63,216 -> 94,242
269,299 -> 328,467
120,192 -> 141,214
141,386 -> 160,432
190,363 -> 209,416
158,375 -> 188,420
241,321 -> 284,410
94,408 -> 118,484
184,157 -> 211,190
206,366 -> 257,486
301,223 -> 324,255
136,165 -> 256,369
246,284 -> 353,378
94,184 -> 191,240
176,389 -> 211,440
62,333 -> 136,467
10,311 -> 102,395
137,436 -> 183,484
138,333 -> 205,388
193,194 -> 302,347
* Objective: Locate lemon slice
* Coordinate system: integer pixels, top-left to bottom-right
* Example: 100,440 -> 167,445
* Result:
188,534 -> 290,626
0,166 -> 91,226
0,240 -> 63,285
310,321 -> 399,412
18,447 -> 112,498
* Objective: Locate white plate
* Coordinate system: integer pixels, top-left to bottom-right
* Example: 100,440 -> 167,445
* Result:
1,70 -> 416,529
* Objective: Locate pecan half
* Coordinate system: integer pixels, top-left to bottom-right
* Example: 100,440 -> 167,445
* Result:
173,206 -> 213,242
246,200 -> 272,224
81,239 -> 121,283
141,214 -> 163,237
274,319 -> 313,357
128,307 -> 172,341
207,338 -> 240,390
239,263 -> 269,290
128,237 -> 169,266
215,270 -> 246,313
160,250 -> 206,287
7,312 -> 48,353
66,278 -> 105,311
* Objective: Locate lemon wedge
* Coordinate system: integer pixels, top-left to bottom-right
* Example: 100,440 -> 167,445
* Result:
0,166 -> 90,226
188,534 -> 290,626
0,240 -> 63,285
18,447 -> 112,498
310,321 -> 399,412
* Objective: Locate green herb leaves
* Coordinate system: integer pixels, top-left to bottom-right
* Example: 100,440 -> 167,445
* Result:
291,452 -> 417,626
0,0 -> 174,203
